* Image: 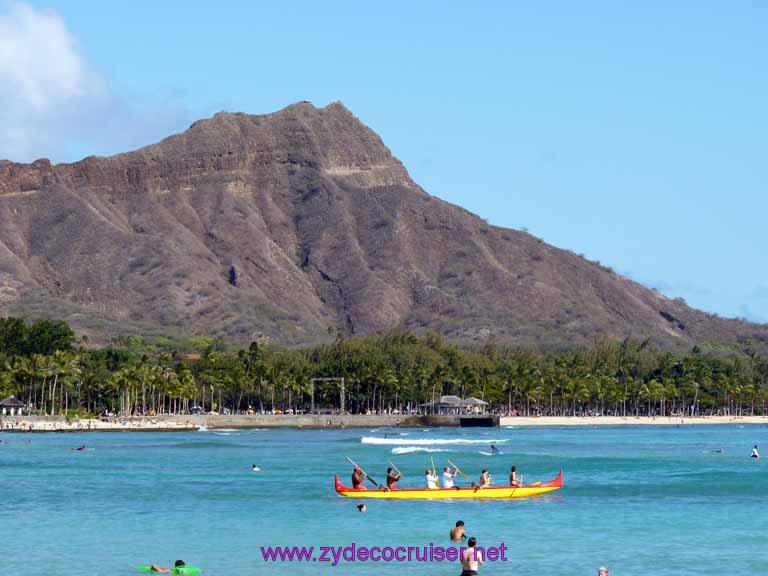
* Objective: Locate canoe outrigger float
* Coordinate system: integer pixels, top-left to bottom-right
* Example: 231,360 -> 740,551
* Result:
334,470 -> 563,500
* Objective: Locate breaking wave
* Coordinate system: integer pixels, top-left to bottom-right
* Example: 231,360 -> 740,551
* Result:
361,437 -> 508,446
391,447 -> 450,455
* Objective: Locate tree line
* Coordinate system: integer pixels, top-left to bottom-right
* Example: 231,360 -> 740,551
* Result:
1,317 -> 767,417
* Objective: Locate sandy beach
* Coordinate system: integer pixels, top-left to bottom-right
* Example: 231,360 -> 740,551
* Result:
1,413 -> 767,432
0,417 -> 198,432
500,415 -> 768,427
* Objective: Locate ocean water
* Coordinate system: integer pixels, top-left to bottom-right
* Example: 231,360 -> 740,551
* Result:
1,424 -> 766,576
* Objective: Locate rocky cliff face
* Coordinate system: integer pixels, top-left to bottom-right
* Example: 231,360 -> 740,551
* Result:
0,101 -> 765,348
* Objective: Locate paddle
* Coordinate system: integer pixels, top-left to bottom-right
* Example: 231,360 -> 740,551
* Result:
447,458 -> 470,482
388,459 -> 404,478
345,456 -> 381,488
431,455 -> 440,488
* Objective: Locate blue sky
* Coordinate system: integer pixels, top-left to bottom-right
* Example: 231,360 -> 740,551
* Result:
1,1 -> 766,322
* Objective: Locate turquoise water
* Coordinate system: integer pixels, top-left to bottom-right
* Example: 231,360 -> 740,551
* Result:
1,424 -> 766,576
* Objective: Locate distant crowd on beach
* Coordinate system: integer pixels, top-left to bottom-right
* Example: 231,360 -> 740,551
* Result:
0,417 -> 197,432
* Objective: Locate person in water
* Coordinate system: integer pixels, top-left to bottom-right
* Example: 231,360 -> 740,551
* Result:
386,467 -> 402,490
460,536 -> 483,575
751,445 -> 760,459
425,468 -> 439,489
509,466 -> 522,486
450,520 -> 466,541
71,445 -> 87,451
150,560 -> 185,573
251,464 -> 261,472
351,466 -> 368,489
598,567 -> 610,576
357,504 -> 366,512
490,444 -> 500,455
442,466 -> 459,489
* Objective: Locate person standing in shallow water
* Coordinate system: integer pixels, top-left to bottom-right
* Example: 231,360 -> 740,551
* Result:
751,445 -> 760,458
460,536 -> 483,575
450,520 -> 466,541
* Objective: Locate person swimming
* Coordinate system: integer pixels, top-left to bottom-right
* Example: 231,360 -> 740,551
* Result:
751,445 -> 760,459
149,560 -> 185,573
357,503 -> 366,512
71,445 -> 87,451
251,464 -> 261,472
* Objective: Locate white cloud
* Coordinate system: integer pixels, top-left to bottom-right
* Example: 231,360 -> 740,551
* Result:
0,3 -> 101,160
0,3 -> 92,107
0,3 -> 195,163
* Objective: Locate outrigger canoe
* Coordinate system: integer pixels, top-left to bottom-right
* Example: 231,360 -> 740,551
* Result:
334,470 -> 563,500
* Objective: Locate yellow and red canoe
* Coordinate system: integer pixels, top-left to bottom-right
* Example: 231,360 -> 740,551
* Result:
334,470 -> 563,500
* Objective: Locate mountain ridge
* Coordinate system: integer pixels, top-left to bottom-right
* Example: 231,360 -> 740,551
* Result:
0,101 -> 766,350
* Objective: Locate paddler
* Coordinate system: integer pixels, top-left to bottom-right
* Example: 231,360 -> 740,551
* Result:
386,467 -> 402,490
479,468 -> 492,488
509,466 -> 522,486
442,465 -> 459,488
351,465 -> 368,489
425,468 -> 439,489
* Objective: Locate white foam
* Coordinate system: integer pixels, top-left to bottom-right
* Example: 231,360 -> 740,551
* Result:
391,447 -> 450,455
361,437 -> 508,446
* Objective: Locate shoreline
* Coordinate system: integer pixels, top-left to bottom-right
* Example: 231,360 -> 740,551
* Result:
500,415 -> 768,427
0,413 -> 766,432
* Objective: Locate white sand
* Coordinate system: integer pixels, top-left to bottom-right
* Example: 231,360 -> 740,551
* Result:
0,417 -> 197,432
500,415 -> 768,427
